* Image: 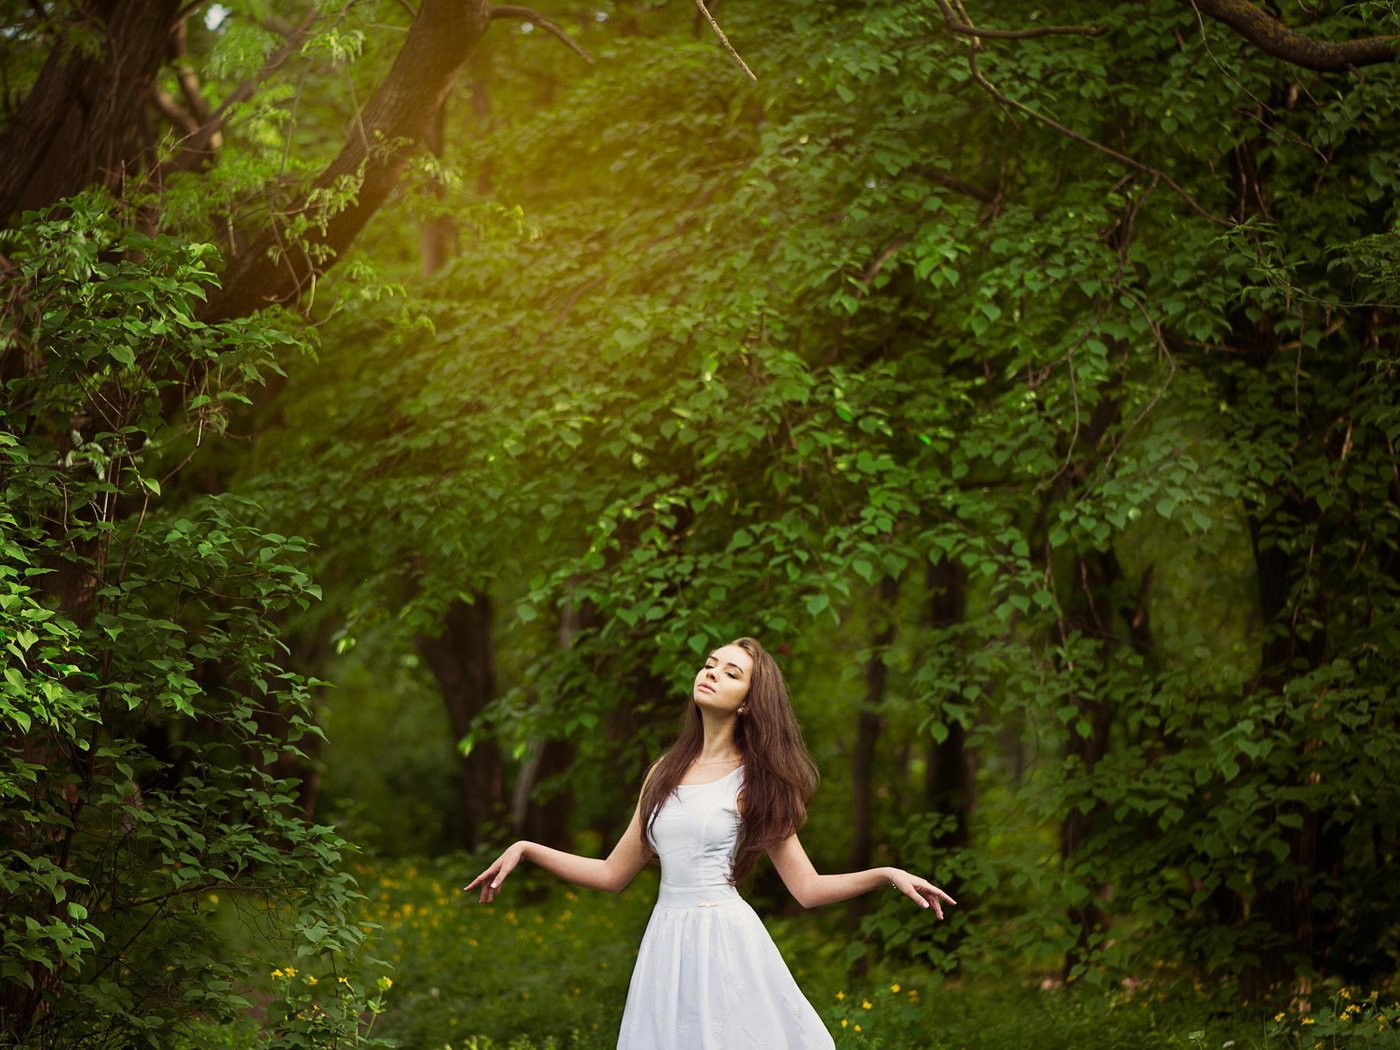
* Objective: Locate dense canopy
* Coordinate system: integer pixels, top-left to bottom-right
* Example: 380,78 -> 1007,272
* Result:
1,0 -> 1398,1046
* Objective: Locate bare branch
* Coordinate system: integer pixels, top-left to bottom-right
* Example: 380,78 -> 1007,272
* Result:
490,6 -> 593,64
692,0 -> 756,81
1186,0 -> 1399,72
939,15 -> 1105,39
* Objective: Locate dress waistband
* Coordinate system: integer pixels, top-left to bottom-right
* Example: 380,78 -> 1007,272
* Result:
655,883 -> 744,909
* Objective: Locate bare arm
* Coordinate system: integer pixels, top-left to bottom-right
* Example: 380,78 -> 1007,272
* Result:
464,766 -> 656,902
767,832 -> 957,916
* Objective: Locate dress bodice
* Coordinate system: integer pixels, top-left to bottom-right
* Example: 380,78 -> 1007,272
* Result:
620,761 -> 837,1048
647,766 -> 744,896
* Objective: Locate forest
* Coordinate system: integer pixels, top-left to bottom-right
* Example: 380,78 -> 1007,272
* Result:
1,0 -> 1398,1047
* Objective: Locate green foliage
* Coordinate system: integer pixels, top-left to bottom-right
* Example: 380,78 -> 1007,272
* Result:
7,0 -> 1398,1034
0,194 -> 377,1046
226,0 -> 1400,1000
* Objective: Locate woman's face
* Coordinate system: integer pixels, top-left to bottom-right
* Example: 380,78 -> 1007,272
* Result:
693,644 -> 753,716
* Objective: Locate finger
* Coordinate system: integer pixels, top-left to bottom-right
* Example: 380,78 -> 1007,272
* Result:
903,887 -> 929,909
466,864 -> 500,890
935,888 -> 957,905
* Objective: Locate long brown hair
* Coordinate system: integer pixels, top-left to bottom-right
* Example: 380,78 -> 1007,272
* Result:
639,636 -> 820,884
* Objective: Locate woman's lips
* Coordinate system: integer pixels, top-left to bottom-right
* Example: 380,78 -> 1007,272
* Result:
697,683 -> 715,693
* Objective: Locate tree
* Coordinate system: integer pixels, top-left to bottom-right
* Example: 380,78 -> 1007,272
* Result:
0,1 -> 599,1041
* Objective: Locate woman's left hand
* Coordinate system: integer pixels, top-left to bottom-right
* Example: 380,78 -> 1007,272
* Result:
889,869 -> 957,919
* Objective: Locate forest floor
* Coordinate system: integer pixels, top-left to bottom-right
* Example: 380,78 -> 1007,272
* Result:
193,854 -> 1399,1050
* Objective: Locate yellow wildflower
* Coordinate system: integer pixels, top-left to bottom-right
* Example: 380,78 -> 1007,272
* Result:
854,1024 -> 862,1032
836,991 -> 846,1000
862,999 -> 873,1009
890,983 -> 901,993
1275,1013 -> 1286,1022
1303,1018 -> 1315,1026
840,1020 -> 848,1029
283,967 -> 297,978
338,977 -> 351,986
306,975 -> 318,986
376,976 -> 393,991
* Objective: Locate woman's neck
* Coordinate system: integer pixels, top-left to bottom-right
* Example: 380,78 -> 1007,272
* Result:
696,708 -> 741,761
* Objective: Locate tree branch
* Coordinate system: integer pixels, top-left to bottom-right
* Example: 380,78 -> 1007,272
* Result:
170,19 -> 214,126
151,85 -> 199,137
202,0 -> 496,320
490,5 -> 593,64
155,12 -> 317,180
910,163 -> 998,204
1186,0 -> 1400,72
939,15 -> 1105,39
932,0 -> 1231,228
692,0 -> 756,80
856,233 -> 913,296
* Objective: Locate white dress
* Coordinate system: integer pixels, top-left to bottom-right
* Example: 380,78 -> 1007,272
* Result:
616,765 -> 836,1049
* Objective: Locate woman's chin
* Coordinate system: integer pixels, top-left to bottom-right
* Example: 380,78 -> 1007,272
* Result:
692,694 -> 734,715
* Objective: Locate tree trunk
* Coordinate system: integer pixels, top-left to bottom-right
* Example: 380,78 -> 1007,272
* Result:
0,0 -> 184,221
924,558 -> 972,853
1057,546 -> 1133,978
846,576 -> 898,951
415,593 -> 502,850
419,97 -> 457,277
511,600 -> 590,850
1238,493 -> 1329,999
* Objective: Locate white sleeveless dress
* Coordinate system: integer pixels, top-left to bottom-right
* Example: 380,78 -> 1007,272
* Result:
616,765 -> 836,1049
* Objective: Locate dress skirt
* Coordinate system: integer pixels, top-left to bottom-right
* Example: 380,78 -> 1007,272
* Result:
616,883 -> 835,1049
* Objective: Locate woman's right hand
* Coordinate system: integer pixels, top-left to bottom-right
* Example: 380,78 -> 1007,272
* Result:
463,841 -> 526,904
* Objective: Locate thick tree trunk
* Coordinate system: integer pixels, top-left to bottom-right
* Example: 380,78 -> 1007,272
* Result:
416,593 -> 503,850
0,0 -> 184,221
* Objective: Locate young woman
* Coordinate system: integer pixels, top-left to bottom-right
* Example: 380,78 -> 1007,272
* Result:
464,636 -> 957,1048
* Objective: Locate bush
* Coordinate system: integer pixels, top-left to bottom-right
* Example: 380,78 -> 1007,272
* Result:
0,193 -> 376,1047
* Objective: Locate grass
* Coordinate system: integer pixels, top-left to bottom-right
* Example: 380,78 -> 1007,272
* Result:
189,853 -> 1400,1049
